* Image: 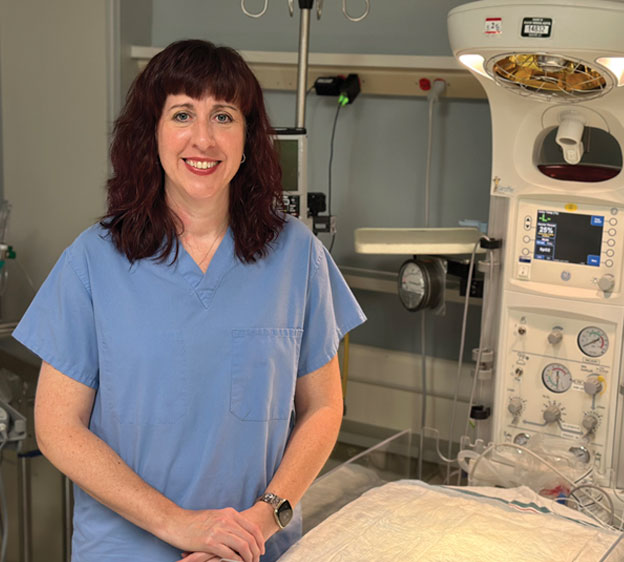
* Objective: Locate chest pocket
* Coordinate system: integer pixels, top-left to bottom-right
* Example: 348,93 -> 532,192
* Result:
230,328 -> 303,421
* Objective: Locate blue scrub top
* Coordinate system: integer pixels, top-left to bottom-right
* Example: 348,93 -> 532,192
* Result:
13,216 -> 366,562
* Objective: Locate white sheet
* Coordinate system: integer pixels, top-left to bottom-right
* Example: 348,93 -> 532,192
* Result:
280,480 -> 624,561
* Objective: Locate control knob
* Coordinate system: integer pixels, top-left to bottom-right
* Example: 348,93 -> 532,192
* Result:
584,376 -> 603,396
548,327 -> 563,345
582,414 -> 599,432
598,274 -> 615,293
508,397 -> 523,416
543,405 -> 561,424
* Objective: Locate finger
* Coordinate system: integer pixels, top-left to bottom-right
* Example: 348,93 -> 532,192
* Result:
212,516 -> 262,562
222,529 -> 260,562
178,553 -> 222,562
174,553 -> 210,562
233,513 -> 265,554
209,534 -> 252,562
199,539 -> 245,562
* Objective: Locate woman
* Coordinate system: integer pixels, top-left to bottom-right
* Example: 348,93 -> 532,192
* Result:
13,40 -> 365,561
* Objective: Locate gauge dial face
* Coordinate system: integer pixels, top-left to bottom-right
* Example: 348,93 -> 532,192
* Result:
578,326 -> 609,358
398,261 -> 426,311
542,363 -> 573,393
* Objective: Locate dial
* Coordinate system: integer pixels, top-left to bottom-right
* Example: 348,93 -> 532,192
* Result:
397,258 -> 445,312
547,327 -> 563,345
582,414 -> 599,432
541,363 -> 572,393
398,261 -> 425,310
508,397 -> 523,416
578,326 -> 609,358
584,375 -> 604,396
543,404 -> 562,423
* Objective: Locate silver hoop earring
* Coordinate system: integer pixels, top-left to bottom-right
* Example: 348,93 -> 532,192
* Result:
241,153 -> 247,164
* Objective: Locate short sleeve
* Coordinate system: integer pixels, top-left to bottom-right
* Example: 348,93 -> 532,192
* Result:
12,247 -> 99,388
297,242 -> 366,377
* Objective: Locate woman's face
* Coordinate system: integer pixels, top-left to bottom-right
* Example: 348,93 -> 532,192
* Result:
157,93 -> 246,207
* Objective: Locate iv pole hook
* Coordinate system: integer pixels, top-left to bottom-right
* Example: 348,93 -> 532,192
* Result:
241,0 -> 269,18
316,0 -> 324,20
288,0 -> 294,17
342,0 -> 370,22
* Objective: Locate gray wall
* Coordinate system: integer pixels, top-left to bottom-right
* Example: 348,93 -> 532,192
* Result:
0,0 -> 112,321
152,0 -> 470,55
151,0 -> 492,359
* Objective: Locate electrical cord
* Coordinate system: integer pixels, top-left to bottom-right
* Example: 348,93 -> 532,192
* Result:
417,80 -> 446,480
463,246 -> 494,438
444,238 -> 481,483
326,101 -> 343,254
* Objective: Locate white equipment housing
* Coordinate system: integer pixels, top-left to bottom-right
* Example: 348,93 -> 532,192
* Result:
274,130 -> 312,228
448,0 -> 624,488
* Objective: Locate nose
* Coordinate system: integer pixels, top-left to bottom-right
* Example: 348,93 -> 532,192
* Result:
192,119 -> 216,151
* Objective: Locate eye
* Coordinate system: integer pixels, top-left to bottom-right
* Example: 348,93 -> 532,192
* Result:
173,111 -> 191,122
215,113 -> 233,124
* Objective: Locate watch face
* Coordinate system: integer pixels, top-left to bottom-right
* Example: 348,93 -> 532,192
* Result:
276,499 -> 293,528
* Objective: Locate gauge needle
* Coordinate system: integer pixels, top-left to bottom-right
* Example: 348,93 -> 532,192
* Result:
587,337 -> 602,346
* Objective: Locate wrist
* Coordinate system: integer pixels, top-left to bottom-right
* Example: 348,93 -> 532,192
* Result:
255,492 -> 293,532
253,500 -> 281,536
153,501 -> 187,545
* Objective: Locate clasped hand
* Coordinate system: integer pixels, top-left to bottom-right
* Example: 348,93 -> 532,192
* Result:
170,505 -> 267,562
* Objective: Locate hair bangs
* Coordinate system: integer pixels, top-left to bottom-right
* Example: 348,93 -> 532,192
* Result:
159,44 -> 255,116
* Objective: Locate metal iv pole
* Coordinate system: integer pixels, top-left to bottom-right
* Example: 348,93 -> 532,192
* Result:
295,0 -> 313,128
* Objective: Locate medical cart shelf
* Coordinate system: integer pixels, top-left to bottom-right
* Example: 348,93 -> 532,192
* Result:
354,227 -> 485,255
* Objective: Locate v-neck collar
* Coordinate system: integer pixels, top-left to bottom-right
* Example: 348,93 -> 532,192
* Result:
175,227 -> 239,308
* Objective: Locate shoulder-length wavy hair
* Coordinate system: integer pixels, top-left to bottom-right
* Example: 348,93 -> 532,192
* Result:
102,39 -> 285,263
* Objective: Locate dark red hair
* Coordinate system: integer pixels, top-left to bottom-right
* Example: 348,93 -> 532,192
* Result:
102,39 -> 285,263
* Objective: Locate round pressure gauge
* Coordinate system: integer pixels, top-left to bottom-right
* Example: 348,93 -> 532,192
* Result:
578,326 -> 609,358
397,258 -> 445,312
542,363 -> 573,393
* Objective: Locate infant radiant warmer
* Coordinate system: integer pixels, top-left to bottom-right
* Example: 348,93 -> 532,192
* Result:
448,0 -> 624,491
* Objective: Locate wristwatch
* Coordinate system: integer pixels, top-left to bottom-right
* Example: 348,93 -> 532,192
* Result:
256,492 -> 293,529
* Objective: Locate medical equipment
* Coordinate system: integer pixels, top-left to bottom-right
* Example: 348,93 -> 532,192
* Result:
0,397 -> 27,562
274,128 -> 309,222
397,257 -> 446,312
448,0 -> 624,501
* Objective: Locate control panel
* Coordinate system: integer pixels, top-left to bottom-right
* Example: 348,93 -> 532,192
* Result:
511,199 -> 624,300
493,294 -> 624,477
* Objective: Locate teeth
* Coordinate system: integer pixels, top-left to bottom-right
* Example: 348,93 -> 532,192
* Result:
186,159 -> 218,170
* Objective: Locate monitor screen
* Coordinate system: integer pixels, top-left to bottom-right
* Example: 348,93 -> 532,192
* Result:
534,210 -> 604,266
275,138 -> 299,192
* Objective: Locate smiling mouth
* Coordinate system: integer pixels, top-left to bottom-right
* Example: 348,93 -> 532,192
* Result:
184,159 -> 219,170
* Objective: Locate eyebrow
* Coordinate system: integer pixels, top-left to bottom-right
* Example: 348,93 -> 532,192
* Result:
166,102 -> 241,113
168,103 -> 194,111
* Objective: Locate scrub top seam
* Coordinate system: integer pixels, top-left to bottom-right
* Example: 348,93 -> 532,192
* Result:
66,247 -> 92,294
